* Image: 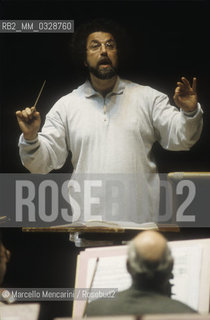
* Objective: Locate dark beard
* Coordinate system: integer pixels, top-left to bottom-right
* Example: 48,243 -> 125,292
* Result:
86,59 -> 118,80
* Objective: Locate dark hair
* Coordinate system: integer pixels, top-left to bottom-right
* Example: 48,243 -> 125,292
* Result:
71,18 -> 129,74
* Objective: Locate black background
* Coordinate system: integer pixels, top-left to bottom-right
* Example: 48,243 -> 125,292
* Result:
0,1 -> 210,319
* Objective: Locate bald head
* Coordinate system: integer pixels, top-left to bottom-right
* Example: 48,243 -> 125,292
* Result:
127,230 -> 174,294
133,230 -> 167,262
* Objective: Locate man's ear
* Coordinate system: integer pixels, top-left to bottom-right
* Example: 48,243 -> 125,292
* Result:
84,60 -> 88,67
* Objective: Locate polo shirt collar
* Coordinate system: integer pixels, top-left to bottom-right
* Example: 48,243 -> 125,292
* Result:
84,76 -> 125,98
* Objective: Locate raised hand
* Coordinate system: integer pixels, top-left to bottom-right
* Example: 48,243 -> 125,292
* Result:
16,106 -> 41,140
173,77 -> 198,112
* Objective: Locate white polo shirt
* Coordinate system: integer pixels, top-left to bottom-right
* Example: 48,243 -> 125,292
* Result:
19,77 -> 203,223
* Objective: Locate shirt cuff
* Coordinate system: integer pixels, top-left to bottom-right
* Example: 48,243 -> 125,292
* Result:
19,134 -> 38,145
183,103 -> 201,117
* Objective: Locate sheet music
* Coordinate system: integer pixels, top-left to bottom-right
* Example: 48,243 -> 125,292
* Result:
169,244 -> 202,310
87,256 -> 131,291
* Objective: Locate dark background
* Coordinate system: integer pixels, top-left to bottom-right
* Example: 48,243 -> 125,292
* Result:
1,0 -> 210,173
0,1 -> 210,319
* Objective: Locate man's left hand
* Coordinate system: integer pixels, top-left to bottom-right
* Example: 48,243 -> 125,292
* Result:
173,77 -> 198,112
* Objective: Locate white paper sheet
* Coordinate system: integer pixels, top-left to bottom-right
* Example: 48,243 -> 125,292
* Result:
87,255 -> 131,291
0,303 -> 40,320
169,244 -> 202,310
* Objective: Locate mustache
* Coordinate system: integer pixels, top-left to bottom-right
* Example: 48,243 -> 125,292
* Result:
97,58 -> 112,67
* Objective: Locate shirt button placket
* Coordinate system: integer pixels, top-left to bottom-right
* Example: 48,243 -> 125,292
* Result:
103,100 -> 108,125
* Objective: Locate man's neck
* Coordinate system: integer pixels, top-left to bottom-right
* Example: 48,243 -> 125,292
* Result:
90,73 -> 117,97
132,279 -> 172,298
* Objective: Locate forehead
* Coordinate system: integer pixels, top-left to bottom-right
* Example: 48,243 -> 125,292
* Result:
87,32 -> 115,44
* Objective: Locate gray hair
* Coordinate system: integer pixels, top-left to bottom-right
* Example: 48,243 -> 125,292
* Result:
127,240 -> 174,280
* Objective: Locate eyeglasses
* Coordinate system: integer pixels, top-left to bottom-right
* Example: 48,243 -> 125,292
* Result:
87,40 -> 117,52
